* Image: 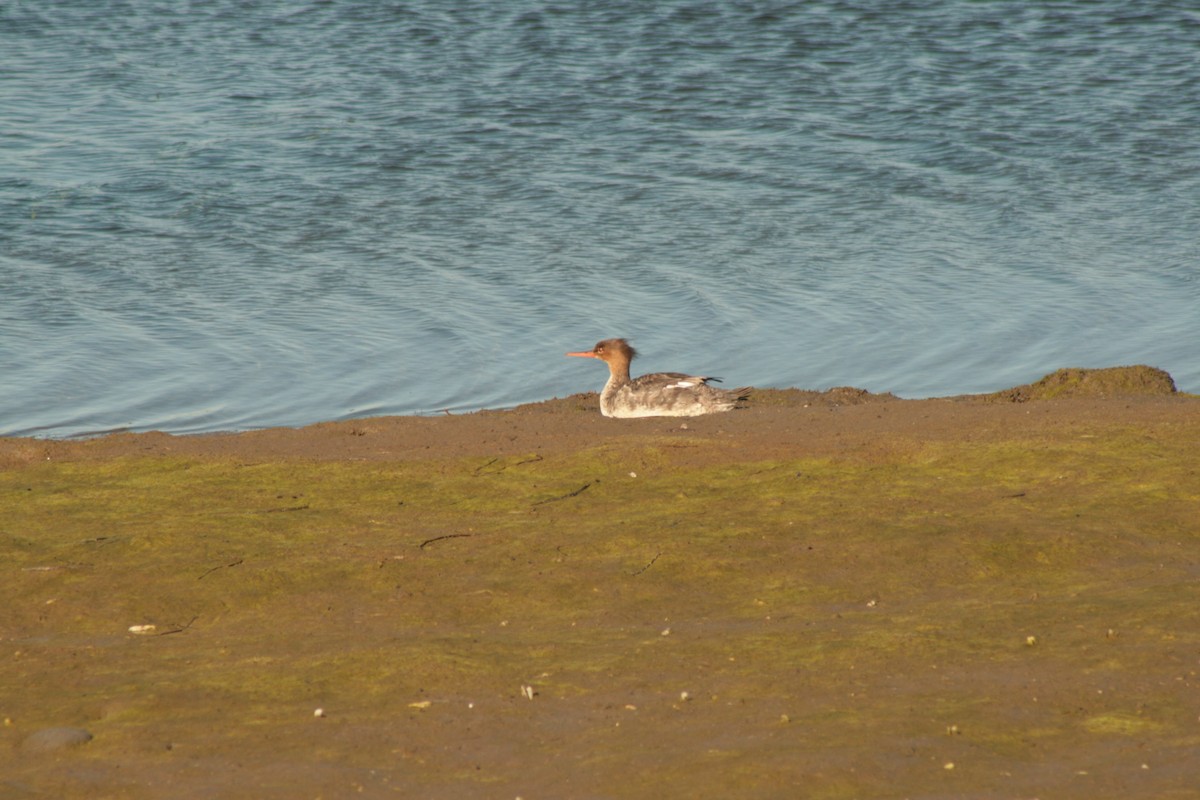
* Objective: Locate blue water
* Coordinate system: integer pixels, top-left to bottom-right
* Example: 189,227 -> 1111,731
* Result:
3,1 -> 1198,438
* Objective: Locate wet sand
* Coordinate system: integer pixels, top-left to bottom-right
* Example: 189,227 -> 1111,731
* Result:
2,367 -> 1198,799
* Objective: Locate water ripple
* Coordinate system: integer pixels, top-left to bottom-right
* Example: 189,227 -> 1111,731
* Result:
2,0 -> 1197,437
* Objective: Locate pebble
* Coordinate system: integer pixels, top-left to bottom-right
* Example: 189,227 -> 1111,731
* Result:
21,726 -> 93,753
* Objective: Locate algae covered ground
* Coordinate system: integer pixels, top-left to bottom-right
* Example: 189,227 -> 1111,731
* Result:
2,386 -> 1199,798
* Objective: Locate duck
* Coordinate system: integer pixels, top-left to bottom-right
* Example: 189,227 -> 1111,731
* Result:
566,338 -> 749,418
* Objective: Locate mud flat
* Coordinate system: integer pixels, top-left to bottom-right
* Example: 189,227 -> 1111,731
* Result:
2,367 -> 1198,799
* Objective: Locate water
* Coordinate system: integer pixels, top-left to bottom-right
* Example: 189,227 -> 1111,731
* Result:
3,0 -> 1197,438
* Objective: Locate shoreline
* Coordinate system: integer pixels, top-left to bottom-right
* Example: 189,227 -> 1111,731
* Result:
1,366 -> 1190,468
2,363 -> 1188,448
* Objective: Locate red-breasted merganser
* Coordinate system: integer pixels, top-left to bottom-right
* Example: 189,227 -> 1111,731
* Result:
566,338 -> 750,418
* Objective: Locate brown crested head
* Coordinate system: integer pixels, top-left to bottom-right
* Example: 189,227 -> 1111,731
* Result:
566,338 -> 637,363
592,338 -> 636,362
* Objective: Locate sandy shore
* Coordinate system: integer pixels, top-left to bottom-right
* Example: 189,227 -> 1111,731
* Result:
3,367 -> 1198,798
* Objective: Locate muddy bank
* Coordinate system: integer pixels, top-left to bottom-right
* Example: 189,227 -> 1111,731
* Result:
0,366 -> 1191,469
2,367 -> 1198,799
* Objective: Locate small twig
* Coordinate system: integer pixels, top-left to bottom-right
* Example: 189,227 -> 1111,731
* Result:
156,616 -> 199,636
419,533 -> 474,549
473,458 -> 500,476
264,505 -> 309,513
474,454 -> 543,476
631,552 -> 662,576
198,558 -> 243,580
533,481 -> 594,506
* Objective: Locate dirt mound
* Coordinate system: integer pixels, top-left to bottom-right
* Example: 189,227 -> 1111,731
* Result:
705,386 -> 898,408
983,365 -> 1177,403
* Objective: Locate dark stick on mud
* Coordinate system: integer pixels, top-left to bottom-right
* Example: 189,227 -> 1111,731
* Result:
532,481 -> 594,506
631,552 -> 662,576
156,616 -> 199,635
419,533 -> 475,549
198,558 -> 244,580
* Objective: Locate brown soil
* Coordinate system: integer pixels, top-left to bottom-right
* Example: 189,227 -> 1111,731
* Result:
1,366 -> 1189,469
2,366 -> 1198,799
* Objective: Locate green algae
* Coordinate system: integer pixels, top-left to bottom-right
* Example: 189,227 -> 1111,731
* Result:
2,420 -> 1199,798
1083,713 -> 1166,736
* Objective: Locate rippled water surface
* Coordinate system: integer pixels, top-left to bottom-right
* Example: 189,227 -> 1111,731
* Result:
3,1 -> 1198,437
